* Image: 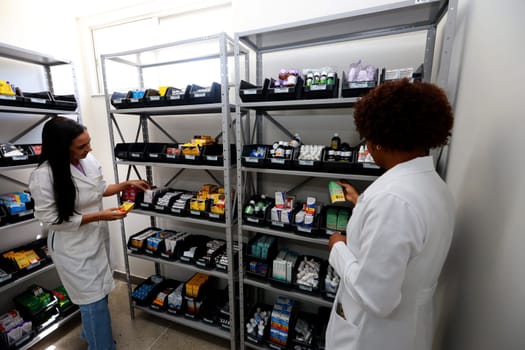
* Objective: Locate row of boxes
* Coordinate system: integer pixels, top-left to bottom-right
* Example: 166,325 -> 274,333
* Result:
110,82 -> 221,109
241,144 -> 383,176
0,90 -> 77,111
0,144 -> 41,167
115,142 -> 235,167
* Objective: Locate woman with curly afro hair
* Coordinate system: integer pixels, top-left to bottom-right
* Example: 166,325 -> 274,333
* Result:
326,79 -> 455,350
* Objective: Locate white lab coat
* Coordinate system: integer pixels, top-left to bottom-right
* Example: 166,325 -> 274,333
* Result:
326,156 -> 454,350
29,153 -> 115,305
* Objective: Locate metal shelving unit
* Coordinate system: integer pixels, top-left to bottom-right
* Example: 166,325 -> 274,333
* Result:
234,1 -> 455,348
101,33 -> 249,350
0,42 -> 82,350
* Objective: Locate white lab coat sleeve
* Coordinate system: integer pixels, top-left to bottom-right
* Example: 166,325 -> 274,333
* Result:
329,193 -> 425,318
29,168 -> 82,232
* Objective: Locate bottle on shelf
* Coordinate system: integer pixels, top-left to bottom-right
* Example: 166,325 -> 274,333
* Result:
289,133 -> 302,148
339,142 -> 352,162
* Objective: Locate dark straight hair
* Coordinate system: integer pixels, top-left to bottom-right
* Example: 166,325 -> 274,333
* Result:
39,116 -> 86,223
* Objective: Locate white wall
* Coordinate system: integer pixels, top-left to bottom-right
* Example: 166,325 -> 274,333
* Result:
437,1 -> 525,349
1,1 -> 524,348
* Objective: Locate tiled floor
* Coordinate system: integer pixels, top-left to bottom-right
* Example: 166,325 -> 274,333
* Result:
31,280 -> 230,350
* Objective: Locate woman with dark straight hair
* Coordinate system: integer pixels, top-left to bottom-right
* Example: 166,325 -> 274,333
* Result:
29,116 -> 150,350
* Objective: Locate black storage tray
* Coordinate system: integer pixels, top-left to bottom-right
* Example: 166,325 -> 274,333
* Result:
125,90 -> 147,108
269,204 -> 300,231
22,91 -> 53,109
159,232 -> 188,261
149,279 -> 182,311
14,286 -> 60,331
292,255 -> 325,294
266,146 -> 297,170
178,235 -> 211,265
127,143 -> 149,161
320,261 -> 339,301
321,145 -> 357,173
127,227 -> 161,254
52,94 -> 77,111
141,89 -> 164,107
134,188 -> 170,211
168,193 -> 192,217
18,144 -> 41,165
189,82 -> 221,104
195,240 -> 226,269
303,73 -> 340,99
242,195 -> 274,227
290,311 -> 319,350
266,77 -> 304,101
160,143 -> 183,163
152,189 -> 186,214
245,303 -> 272,345
201,144 -> 235,166
321,205 -> 353,235
131,275 -> 165,307
239,79 -> 270,102
350,162 -> 385,176
0,94 -> 26,107
164,85 -> 191,105
341,70 -> 378,98
198,288 -> 228,326
145,142 -> 168,162
245,234 -> 278,280
293,205 -> 323,236
114,143 -> 131,160
110,91 -> 130,109
143,229 -> 179,257
180,150 -> 203,165
241,144 -> 270,168
0,144 -> 31,166
292,147 -> 326,171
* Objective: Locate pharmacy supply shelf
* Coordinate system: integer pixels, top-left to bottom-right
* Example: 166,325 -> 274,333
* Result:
0,218 -> 38,232
102,33 -> 239,350
135,305 -> 231,340
110,104 -> 238,116
0,105 -> 79,115
240,97 -> 358,111
241,167 -> 379,182
0,263 -> 55,294
18,309 -> 81,350
243,277 -> 333,308
128,252 -> 231,280
241,224 -> 328,246
131,209 -> 235,228
117,160 -> 229,172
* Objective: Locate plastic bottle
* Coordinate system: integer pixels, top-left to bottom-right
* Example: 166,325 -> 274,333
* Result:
327,72 -> 335,85
330,133 -> 341,150
290,133 -> 301,148
306,73 -> 314,87
340,143 -> 352,162
320,71 -> 328,85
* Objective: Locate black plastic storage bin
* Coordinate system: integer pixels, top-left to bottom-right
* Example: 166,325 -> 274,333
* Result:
244,303 -> 272,345
245,234 -> 278,280
201,144 -> 235,166
114,143 -> 132,160
241,144 -> 270,168
189,82 -> 221,104
242,195 -> 274,227
152,189 -> 186,214
303,73 -> 340,99
266,77 -> 304,101
321,205 -> 353,235
0,143 -> 31,166
131,274 -> 165,307
127,143 -> 149,161
320,146 -> 356,174
293,204 -> 323,236
125,90 -> 147,108
290,311 -> 320,350
159,231 -> 188,261
292,255 -> 325,294
341,70 -> 378,98
52,94 -> 77,111
141,89 -> 164,107
144,229 -> 179,257
269,203 -> 301,231
14,285 -> 60,332
127,227 -> 161,254
149,279 -> 182,312
161,143 -> 183,163
239,79 -> 270,102
0,94 -> 26,107
110,91 -> 129,109
179,235 -> 211,265
292,146 -> 326,172
266,146 -> 298,170
145,142 -> 168,162
18,144 -> 41,164
320,261 -> 340,301
164,85 -> 191,105
22,91 -> 53,109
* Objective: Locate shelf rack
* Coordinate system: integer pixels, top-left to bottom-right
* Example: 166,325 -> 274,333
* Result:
234,1 -> 455,348
101,33 -> 249,350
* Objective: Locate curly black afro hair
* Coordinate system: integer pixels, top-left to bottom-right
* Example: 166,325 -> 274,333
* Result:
353,79 -> 453,151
